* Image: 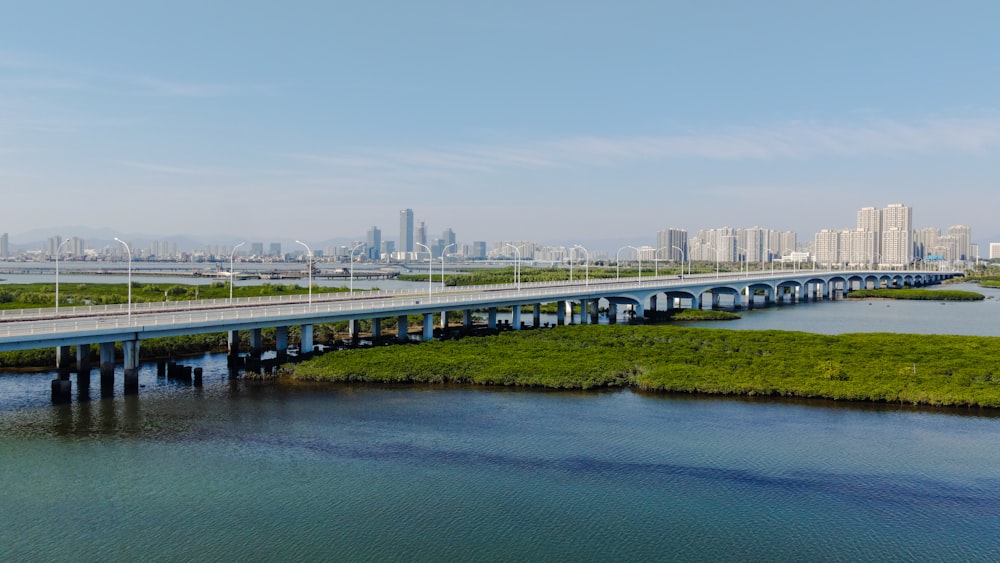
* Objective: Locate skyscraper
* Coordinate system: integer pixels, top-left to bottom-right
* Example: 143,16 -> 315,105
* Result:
0,232 -> 8,258
366,226 -> 382,260
881,203 -> 913,266
399,208 -> 414,254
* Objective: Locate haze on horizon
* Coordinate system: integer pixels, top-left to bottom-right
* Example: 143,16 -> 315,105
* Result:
2,1 -> 999,245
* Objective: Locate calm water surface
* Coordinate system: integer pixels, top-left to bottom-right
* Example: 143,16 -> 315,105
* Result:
2,279 -> 1000,560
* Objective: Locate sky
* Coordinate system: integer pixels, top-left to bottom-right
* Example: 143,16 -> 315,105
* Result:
2,0 -> 999,250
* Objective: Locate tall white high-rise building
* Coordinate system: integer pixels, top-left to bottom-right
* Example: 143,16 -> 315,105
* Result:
655,228 -> 688,263
948,225 -> 972,261
0,232 -> 8,258
880,203 -> 912,266
399,208 -> 414,254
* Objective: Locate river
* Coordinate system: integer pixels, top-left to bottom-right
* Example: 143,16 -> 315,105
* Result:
2,278 -> 999,560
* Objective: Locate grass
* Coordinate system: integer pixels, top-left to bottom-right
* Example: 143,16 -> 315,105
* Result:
291,324 -> 1000,408
845,288 -> 984,301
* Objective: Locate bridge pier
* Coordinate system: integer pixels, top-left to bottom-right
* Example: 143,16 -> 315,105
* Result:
423,313 -> 434,341
227,330 -> 241,366
533,303 -> 541,328
250,329 -> 263,359
608,303 -> 617,324
275,326 -> 288,361
123,339 -> 140,395
512,306 -> 522,330
349,319 -> 360,342
439,311 -> 448,331
397,315 -> 410,341
463,310 -> 473,331
99,342 -> 115,396
488,308 -> 497,330
649,295 -> 657,313
76,345 -> 91,396
55,345 -> 73,374
578,300 -> 588,325
372,318 -> 382,339
301,324 -> 313,355
556,301 -> 565,326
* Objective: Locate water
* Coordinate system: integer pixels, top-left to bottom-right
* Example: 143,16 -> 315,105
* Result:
3,278 -> 1000,560
2,386 -> 999,561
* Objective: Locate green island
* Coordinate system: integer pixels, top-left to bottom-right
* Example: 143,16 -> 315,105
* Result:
292,324 -> 1000,408
845,288 -> 984,301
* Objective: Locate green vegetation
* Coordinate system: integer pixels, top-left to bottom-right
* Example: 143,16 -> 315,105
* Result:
291,324 -> 1000,408
0,281 -> 344,310
398,264 -> 730,286
846,288 -> 984,301
663,309 -> 741,321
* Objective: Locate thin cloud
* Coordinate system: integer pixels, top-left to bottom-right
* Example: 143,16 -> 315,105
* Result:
117,160 -> 296,178
286,116 -> 1000,182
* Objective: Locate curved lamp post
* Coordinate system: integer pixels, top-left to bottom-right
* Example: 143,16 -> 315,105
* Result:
349,242 -> 365,294
764,247 -> 776,275
573,244 -> 589,286
504,243 -> 522,290
229,241 -> 245,303
54,237 -> 71,316
671,245 -> 686,278
737,246 -> 747,278
294,240 -> 313,305
440,243 -> 455,289
653,246 -> 670,278
627,245 -> 641,285
704,244 -> 720,279
113,237 -> 132,319
415,242 -> 432,297
615,245 -> 630,280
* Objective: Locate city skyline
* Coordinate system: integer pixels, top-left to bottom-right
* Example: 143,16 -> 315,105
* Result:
2,2 -> 1000,244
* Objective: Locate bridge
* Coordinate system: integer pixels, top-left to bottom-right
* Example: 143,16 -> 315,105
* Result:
0,268 -> 961,401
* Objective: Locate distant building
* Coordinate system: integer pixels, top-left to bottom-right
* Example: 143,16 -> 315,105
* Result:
269,243 -> 281,258
251,242 -> 264,257
399,208 -> 414,253
471,241 -> 486,260
990,243 -> 1000,260
656,228 -> 688,262
0,232 -> 7,258
366,226 -> 382,260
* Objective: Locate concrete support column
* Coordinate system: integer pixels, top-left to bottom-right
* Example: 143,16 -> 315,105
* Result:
423,313 -> 434,341
609,303 -> 618,324
300,324 -> 314,355
744,289 -> 753,310
440,311 -> 448,330
249,328 -> 263,359
397,315 -> 410,341
372,318 -> 382,339
55,345 -> 73,373
556,301 -> 566,326
275,326 -> 288,361
76,345 -> 91,394
649,295 -> 658,313
711,292 -> 721,309
76,345 -> 91,375
733,293 -> 743,310
512,306 -> 522,330
349,319 -> 360,339
533,303 -> 541,328
463,310 -> 473,330
590,300 -> 599,325
691,295 -> 701,309
633,302 -> 645,320
227,330 -> 241,365
122,339 -> 140,395
99,342 -> 115,395
488,308 -> 497,330
579,300 -> 588,325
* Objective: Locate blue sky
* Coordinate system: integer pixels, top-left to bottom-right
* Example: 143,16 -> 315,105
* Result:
2,0 -> 999,248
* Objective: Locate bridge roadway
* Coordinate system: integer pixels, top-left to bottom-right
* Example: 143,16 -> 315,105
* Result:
0,268 -> 960,399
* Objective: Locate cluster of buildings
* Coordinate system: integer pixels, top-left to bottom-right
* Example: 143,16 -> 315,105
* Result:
814,204 -> 977,268
0,202 -> 992,267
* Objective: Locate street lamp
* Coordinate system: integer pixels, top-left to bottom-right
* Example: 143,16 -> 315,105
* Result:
615,245 -> 630,280
627,245 -> 642,285
229,241 -> 245,303
573,244 -> 589,286
349,242 -> 365,294
294,240 -> 313,305
737,246 -> 747,278
54,237 -> 71,316
415,242 -> 432,296
114,237 -> 132,319
653,247 -> 670,278
764,247 -> 776,275
440,243 -> 456,289
704,244 -> 720,279
671,245 -> 687,278
504,243 -> 522,290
